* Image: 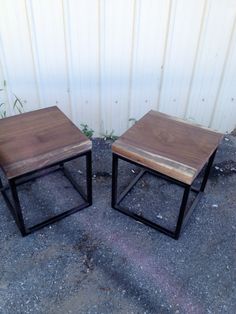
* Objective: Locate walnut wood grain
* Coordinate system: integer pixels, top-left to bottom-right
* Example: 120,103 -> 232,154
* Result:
0,106 -> 91,179
112,110 -> 223,185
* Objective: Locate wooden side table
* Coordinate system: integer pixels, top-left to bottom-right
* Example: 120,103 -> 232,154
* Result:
112,110 -> 223,239
0,106 -> 92,236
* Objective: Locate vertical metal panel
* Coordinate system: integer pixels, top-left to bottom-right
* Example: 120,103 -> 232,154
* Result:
0,0 -> 39,114
129,0 -> 170,122
185,0 -> 236,128
211,17 -> 236,133
100,0 -> 135,135
0,38 -> 11,116
159,0 -> 206,118
0,54 -> 9,116
27,0 -> 71,117
0,0 -> 235,134
63,0 -> 100,134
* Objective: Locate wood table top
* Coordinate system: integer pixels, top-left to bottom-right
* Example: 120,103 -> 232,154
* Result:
112,110 -> 223,185
0,106 -> 91,179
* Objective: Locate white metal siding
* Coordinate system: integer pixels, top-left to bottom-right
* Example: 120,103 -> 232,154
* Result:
0,0 -> 235,135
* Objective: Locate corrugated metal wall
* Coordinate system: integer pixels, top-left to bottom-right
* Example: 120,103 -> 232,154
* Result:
0,0 -> 235,135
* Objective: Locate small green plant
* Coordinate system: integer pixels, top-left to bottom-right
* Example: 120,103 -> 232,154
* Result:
0,83 -> 6,118
0,81 -> 24,118
13,93 -> 24,114
0,102 -> 6,118
103,130 -> 118,141
80,123 -> 94,138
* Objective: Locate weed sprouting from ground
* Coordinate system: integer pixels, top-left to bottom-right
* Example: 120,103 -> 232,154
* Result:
80,123 -> 94,138
103,130 -> 118,141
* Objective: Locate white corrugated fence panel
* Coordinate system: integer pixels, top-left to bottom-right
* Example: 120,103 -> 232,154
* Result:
159,0 -> 206,118
0,0 -> 39,114
0,0 -> 235,134
100,0 -> 135,135
129,0 -> 170,122
27,0 -> 71,117
63,0 -> 100,134
211,17 -> 236,132
185,0 -> 236,128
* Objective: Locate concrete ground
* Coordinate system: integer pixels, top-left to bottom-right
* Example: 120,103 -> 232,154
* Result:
0,135 -> 235,314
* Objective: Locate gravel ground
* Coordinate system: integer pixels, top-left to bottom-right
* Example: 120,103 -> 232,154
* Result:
0,135 -> 235,314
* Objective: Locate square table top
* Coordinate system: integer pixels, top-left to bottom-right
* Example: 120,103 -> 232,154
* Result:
112,110 -> 223,185
0,106 -> 91,179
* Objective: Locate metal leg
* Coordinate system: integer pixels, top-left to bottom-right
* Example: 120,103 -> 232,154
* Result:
0,151 -> 93,236
62,167 -> 87,201
0,175 -> 3,190
1,175 -> 28,236
111,154 -> 177,238
176,150 -> 218,235
86,151 -> 92,205
111,153 -> 212,239
8,179 -> 27,236
111,153 -> 118,207
200,149 -> 217,192
174,186 -> 191,239
112,154 -> 145,206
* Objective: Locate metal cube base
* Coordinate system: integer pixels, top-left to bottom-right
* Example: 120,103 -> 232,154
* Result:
111,151 -> 216,239
0,150 -> 92,236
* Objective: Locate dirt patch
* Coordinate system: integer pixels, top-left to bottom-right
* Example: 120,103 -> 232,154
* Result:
73,233 -> 99,274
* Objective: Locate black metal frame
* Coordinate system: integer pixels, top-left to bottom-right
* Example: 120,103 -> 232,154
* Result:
0,150 -> 92,236
111,150 -> 217,239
